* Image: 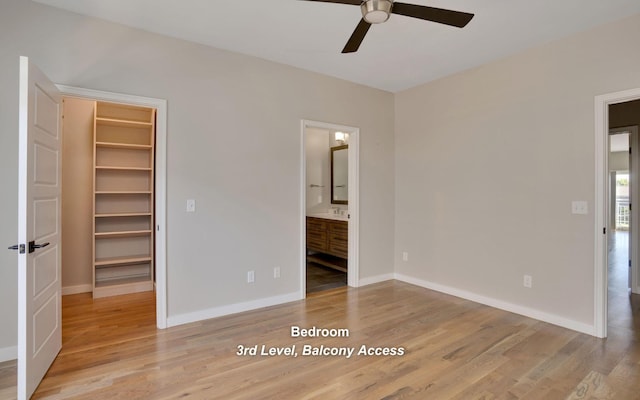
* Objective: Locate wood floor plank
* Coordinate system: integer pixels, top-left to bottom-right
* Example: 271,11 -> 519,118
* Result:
2,280 -> 640,399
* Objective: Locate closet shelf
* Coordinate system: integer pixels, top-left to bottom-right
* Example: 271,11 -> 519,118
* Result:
95,190 -> 152,195
94,276 -> 153,294
96,142 -> 152,150
95,212 -> 152,218
96,117 -> 153,128
95,230 -> 152,239
95,166 -> 152,171
95,275 -> 152,287
94,255 -> 152,267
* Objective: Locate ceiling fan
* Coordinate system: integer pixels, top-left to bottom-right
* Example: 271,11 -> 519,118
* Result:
301,0 -> 474,53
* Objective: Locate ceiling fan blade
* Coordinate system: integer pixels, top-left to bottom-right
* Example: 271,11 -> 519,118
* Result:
391,3 -> 474,28
299,0 -> 362,5
342,19 -> 371,53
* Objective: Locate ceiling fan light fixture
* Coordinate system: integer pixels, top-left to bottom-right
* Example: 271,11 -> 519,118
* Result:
361,0 -> 392,24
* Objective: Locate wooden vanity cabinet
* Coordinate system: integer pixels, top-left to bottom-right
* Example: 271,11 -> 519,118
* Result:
306,218 -> 328,252
306,217 -> 348,272
328,221 -> 348,259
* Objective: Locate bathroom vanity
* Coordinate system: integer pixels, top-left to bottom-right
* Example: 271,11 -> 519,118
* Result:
306,214 -> 348,272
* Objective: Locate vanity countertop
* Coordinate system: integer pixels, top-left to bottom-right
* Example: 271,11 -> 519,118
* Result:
307,213 -> 348,222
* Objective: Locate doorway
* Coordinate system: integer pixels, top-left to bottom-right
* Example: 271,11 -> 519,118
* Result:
595,89 -> 640,338
57,85 -> 168,328
301,120 -> 359,296
607,128 -> 640,331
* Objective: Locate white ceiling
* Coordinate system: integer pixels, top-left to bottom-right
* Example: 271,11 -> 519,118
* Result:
34,0 -> 640,92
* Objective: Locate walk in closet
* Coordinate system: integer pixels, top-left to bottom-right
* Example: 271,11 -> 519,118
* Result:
61,98 -> 156,299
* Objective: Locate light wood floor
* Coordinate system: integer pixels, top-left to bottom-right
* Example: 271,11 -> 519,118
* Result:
1,277 -> 640,398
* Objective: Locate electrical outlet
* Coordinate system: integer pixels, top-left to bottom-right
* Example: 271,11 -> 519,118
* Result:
274,267 -> 281,279
247,270 -> 255,283
402,252 -> 409,262
523,275 -> 532,288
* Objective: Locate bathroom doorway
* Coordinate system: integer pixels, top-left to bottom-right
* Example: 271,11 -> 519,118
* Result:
301,120 -> 359,295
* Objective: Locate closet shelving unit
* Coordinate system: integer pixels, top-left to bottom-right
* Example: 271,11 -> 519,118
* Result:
92,101 -> 156,298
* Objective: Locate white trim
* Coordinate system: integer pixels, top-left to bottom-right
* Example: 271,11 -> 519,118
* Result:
167,292 -> 300,327
595,87 -> 640,339
17,57 -> 29,399
0,346 -> 17,362
61,284 -> 93,296
394,274 -> 596,336
55,84 -> 168,330
299,121 -> 307,298
348,127 -> 360,288
358,273 -> 394,287
300,120 -> 360,294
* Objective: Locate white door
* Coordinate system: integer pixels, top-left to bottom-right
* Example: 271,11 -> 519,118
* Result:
15,56 -> 62,399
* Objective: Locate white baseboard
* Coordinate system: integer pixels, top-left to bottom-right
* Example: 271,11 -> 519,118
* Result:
0,346 -> 17,363
358,273 -> 394,287
167,291 -> 302,328
62,284 -> 93,296
394,273 -> 596,336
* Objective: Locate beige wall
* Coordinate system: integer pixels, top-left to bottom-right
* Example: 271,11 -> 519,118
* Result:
394,13 -> 640,330
0,0 -> 395,356
61,97 -> 95,292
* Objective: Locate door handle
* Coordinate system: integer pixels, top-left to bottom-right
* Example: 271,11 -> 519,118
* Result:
28,241 -> 50,254
8,244 -> 26,254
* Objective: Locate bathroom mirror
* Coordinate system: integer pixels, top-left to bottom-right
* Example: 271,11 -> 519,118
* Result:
331,145 -> 348,204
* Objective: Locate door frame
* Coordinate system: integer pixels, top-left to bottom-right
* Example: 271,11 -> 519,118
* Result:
300,120 -> 360,296
57,85 -> 168,329
594,87 -> 640,338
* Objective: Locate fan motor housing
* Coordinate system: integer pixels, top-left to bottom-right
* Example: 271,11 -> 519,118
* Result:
361,0 -> 393,24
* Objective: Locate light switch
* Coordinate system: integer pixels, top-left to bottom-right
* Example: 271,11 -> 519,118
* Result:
571,201 -> 588,215
186,199 -> 196,212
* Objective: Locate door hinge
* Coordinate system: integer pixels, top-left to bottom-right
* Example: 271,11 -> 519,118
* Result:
8,244 -> 26,254
603,227 -> 607,234
629,259 -> 632,267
